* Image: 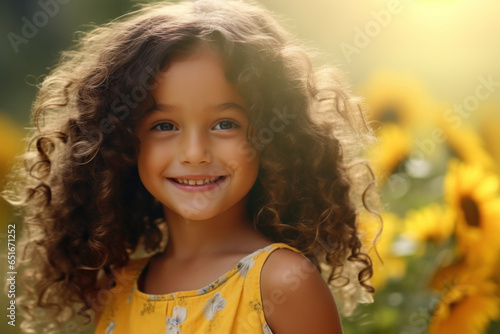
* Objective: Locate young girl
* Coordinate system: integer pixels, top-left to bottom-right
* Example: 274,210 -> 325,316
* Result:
5,0 -> 378,333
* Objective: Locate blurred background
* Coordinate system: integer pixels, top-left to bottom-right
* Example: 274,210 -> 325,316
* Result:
1,0 -> 499,333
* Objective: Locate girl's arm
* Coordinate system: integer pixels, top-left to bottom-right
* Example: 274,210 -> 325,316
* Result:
261,249 -> 343,334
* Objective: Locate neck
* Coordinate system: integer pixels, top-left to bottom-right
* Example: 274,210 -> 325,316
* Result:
162,199 -> 257,261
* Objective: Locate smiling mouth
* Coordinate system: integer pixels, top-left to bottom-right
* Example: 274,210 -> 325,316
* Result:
170,176 -> 225,186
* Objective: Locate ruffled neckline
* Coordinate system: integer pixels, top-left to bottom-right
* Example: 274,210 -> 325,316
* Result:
131,243 -> 279,301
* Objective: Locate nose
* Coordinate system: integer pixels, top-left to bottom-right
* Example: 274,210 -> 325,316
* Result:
178,129 -> 212,165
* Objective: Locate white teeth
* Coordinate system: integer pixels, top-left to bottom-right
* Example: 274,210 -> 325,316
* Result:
174,177 -> 222,186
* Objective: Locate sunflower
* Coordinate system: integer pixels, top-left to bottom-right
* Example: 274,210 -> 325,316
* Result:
403,203 -> 454,245
444,160 -> 500,266
478,106 -> 500,175
357,211 -> 406,290
366,124 -> 413,182
428,271 -> 500,334
360,69 -> 438,131
430,257 -> 493,292
439,119 -> 495,170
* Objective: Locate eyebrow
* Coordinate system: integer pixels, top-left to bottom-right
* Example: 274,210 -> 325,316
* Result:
148,102 -> 247,114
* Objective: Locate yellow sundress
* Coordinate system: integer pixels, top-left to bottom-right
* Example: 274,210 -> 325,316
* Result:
94,243 -> 302,334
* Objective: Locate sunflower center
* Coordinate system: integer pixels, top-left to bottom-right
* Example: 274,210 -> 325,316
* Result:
460,196 -> 480,227
380,105 -> 401,123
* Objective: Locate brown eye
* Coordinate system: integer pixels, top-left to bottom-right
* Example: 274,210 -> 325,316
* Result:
152,122 -> 177,131
214,120 -> 239,130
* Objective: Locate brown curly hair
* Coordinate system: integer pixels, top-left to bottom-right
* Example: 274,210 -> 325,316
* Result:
3,0 -> 379,332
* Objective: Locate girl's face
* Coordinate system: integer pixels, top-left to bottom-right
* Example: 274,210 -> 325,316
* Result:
135,49 -> 259,221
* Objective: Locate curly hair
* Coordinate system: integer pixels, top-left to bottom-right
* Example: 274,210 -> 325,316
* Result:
3,0 -> 379,332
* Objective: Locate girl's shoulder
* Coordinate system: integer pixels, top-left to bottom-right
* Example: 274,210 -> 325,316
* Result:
260,246 -> 317,295
260,246 -> 343,334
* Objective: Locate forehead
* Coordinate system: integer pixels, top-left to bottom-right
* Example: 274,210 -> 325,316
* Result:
151,49 -> 246,106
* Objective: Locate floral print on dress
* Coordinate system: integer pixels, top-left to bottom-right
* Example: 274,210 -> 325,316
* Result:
262,322 -> 273,334
263,244 -> 274,253
237,255 -> 255,277
140,301 -> 155,316
148,294 -> 168,302
196,275 -> 228,295
166,306 -> 187,334
95,244 -> 300,334
127,285 -> 135,304
105,321 -> 116,334
203,291 -> 226,320
263,323 -> 274,334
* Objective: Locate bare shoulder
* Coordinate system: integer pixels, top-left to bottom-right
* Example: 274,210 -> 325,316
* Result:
261,249 -> 343,334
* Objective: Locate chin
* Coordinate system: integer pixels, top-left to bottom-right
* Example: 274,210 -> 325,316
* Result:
167,205 -> 224,222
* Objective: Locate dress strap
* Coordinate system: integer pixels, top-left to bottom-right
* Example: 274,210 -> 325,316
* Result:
249,242 -> 304,275
245,243 -> 304,280
242,243 -> 304,333
241,242 -> 304,289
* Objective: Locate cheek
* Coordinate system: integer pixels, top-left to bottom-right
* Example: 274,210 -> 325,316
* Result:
223,139 -> 260,178
137,141 -> 171,180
